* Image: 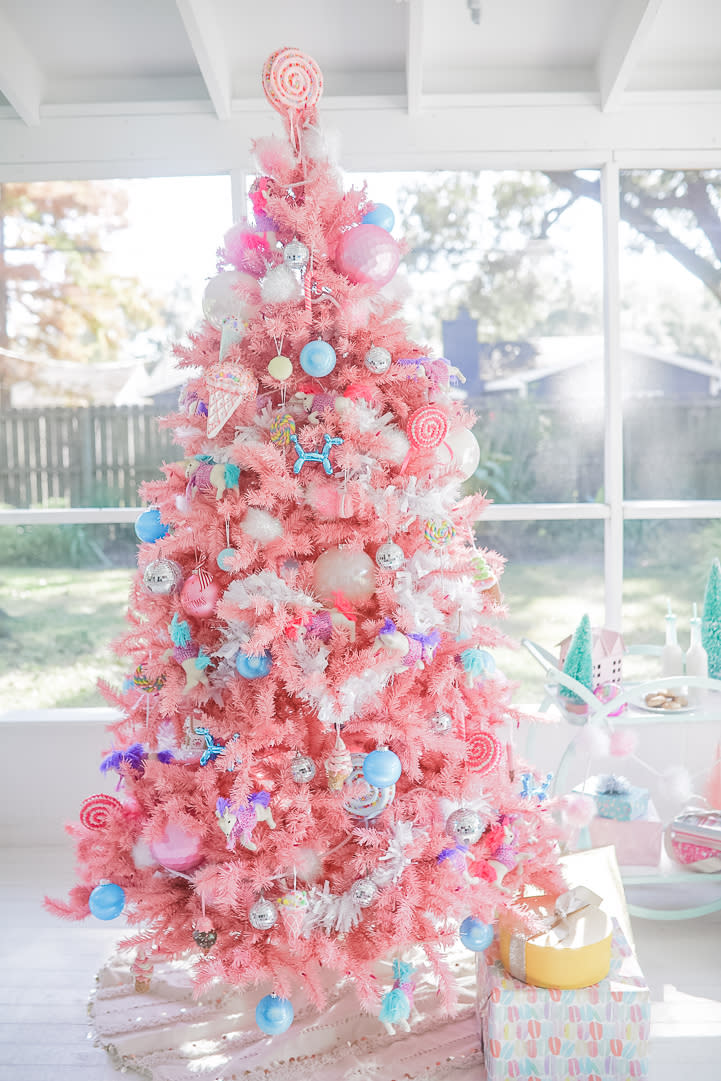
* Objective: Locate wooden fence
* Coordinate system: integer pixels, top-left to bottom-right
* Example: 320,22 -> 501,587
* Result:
0,406 -> 178,508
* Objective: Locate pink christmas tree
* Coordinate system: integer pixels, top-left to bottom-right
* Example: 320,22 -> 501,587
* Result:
47,49 -> 562,1034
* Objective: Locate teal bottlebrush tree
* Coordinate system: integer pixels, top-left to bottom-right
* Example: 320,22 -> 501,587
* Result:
702,559 -> 721,678
560,614 -> 593,713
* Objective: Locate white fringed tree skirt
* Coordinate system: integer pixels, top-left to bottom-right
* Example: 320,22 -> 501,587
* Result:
90,948 -> 485,1081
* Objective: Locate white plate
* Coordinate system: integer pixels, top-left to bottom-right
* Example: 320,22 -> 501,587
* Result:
627,687 -> 694,714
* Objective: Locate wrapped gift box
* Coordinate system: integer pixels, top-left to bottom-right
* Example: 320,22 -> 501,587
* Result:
588,805 -> 663,867
478,926 -> 650,1081
574,776 -> 649,822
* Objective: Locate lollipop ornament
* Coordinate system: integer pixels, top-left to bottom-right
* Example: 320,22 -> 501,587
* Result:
262,48 -> 323,150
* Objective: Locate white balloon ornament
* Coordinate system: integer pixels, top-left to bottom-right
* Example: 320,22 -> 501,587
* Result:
313,547 -> 376,604
202,270 -> 261,329
436,427 -> 481,481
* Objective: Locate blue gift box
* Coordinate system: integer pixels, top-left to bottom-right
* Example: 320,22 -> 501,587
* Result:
574,776 -> 649,822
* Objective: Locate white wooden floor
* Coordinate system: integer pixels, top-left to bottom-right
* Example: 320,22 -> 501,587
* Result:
2,846 -> 721,1081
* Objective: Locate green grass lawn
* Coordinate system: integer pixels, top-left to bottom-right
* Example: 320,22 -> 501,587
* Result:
0,560 -> 706,711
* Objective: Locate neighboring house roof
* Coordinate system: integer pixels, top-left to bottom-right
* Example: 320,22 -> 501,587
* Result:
484,335 -> 721,396
1,347 -> 145,407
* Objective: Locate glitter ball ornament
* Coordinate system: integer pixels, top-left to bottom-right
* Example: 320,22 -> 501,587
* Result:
256,993 -> 294,1035
336,224 -> 400,287
431,709 -> 453,734
300,339 -> 337,378
459,916 -> 494,952
180,569 -> 219,617
142,558 -> 182,595
364,345 -> 392,374
349,877 -> 378,908
375,541 -> 405,571
268,354 -> 293,381
249,897 -> 278,930
291,753 -> 317,783
88,882 -> 126,921
283,238 -> 310,271
446,807 -> 485,845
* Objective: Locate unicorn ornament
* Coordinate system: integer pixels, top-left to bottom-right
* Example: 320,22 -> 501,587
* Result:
185,455 -> 241,501
374,619 -> 440,670
215,792 -> 276,852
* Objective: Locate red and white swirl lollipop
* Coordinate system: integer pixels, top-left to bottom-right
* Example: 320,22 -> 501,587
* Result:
262,48 -> 323,122
80,793 -> 123,830
466,732 -> 502,775
400,405 -> 449,473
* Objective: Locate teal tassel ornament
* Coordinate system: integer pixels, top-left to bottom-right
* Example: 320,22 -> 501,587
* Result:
170,613 -> 192,647
702,558 -> 721,678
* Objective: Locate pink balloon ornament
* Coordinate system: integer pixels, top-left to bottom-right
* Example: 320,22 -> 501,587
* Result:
150,822 -> 205,872
180,569 -> 220,618
336,225 -> 400,287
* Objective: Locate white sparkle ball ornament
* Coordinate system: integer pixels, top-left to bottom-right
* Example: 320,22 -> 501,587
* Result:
350,878 -> 378,908
364,345 -> 392,374
283,238 -> 310,271
249,898 -> 278,930
446,807 -> 486,845
240,508 -> 284,544
436,427 -> 481,481
375,541 -> 405,571
261,264 -> 302,304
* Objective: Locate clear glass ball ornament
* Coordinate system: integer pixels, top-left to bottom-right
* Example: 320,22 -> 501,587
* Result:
375,541 -> 405,571
291,754 -> 317,783
249,897 -> 278,930
446,807 -> 486,845
364,345 -> 392,374
349,877 -> 378,908
431,709 -> 453,734
283,238 -> 310,271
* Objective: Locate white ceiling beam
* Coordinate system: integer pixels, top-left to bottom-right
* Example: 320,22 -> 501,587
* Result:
597,0 -> 664,113
0,8 -> 44,126
405,0 -> 424,115
174,0 -> 231,121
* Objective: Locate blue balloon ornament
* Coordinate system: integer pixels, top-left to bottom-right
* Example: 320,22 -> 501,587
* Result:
459,916 -> 494,952
299,339 -> 337,378
236,650 -> 273,679
134,507 -> 169,544
216,547 -> 238,571
362,748 -> 402,788
362,203 -> 395,232
255,994 -> 294,1035
89,882 -> 126,921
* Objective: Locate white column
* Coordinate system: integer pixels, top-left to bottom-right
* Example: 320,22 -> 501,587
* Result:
601,162 -> 624,630
230,168 -> 250,223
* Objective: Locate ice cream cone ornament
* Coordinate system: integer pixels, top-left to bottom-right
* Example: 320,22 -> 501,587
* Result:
205,363 -> 258,439
325,727 -> 353,791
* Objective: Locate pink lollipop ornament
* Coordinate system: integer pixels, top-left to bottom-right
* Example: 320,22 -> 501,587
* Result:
262,48 -> 323,145
400,405 -> 449,474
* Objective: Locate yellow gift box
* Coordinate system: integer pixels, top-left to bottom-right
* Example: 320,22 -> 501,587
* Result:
498,884 -> 613,989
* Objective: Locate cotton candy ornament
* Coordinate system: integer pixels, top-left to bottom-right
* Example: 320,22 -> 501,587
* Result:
205,364 -> 258,438
400,405 -> 449,473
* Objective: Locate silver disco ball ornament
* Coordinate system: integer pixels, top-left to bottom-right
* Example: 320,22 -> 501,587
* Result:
142,558 -> 183,595
249,898 -> 278,930
283,238 -> 310,271
291,753 -> 317,784
375,541 -> 405,571
446,807 -> 485,845
432,709 -> 453,734
364,345 -> 392,374
349,877 -> 378,908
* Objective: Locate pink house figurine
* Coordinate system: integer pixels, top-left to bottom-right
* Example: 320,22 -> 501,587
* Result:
558,626 -> 625,687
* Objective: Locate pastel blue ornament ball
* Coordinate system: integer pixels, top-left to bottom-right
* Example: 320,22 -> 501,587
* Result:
255,993 -> 294,1034
362,747 -> 402,788
236,650 -> 273,679
299,339 -> 337,378
89,882 -> 126,921
362,203 -> 395,232
459,916 -> 494,952
134,507 -> 169,544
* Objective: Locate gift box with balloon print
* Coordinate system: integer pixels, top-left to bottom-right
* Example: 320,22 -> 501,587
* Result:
478,926 -> 650,1080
